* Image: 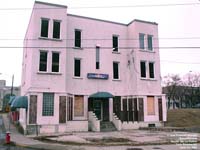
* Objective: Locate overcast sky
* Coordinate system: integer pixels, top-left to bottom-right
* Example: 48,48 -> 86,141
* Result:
0,0 -> 200,86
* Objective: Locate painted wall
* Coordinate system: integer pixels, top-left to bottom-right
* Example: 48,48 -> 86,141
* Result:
22,1 -> 166,132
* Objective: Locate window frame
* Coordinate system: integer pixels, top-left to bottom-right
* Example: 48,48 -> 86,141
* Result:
147,35 -> 153,51
39,50 -> 48,72
51,52 -> 60,73
140,61 -> 146,78
40,18 -> 49,38
42,93 -> 54,116
74,29 -> 82,48
96,46 -> 100,69
53,20 -> 61,39
113,61 -> 120,80
147,96 -> 155,115
112,35 -> 119,52
74,95 -> 84,117
149,62 -> 155,79
139,33 -> 145,50
74,58 -> 81,77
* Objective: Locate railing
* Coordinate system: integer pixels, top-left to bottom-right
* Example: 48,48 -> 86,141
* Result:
88,111 -> 100,132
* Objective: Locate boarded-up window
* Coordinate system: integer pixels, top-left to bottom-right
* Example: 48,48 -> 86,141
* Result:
147,96 -> 155,115
67,97 -> 73,121
29,95 -> 37,124
74,95 -> 84,117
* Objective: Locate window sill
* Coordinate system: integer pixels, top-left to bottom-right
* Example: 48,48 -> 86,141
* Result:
112,79 -> 121,81
73,76 -> 83,79
139,49 -> 155,53
73,47 -> 83,50
37,71 -> 62,75
112,51 -> 121,54
39,37 -> 62,42
140,78 -> 157,81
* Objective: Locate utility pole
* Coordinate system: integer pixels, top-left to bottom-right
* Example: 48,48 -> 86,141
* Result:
9,74 -> 14,132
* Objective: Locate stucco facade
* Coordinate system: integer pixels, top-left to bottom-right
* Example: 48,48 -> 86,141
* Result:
21,1 -> 166,134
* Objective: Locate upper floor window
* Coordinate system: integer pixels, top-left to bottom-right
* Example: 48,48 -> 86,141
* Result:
96,46 -> 100,69
52,52 -> 60,72
74,58 -> 81,77
112,35 -> 118,52
53,20 -> 61,39
75,29 -> 81,48
140,61 -> 146,78
139,33 -> 145,49
149,62 -> 155,78
113,62 -> 119,79
147,35 -> 153,51
42,93 -> 54,116
39,51 -> 48,72
40,19 -> 49,38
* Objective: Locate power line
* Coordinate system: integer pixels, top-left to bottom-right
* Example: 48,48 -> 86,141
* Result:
69,3 -> 200,9
1,37 -> 200,41
0,2 -> 200,10
161,60 -> 200,64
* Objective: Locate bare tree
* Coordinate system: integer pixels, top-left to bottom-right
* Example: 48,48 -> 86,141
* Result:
163,74 -> 182,109
183,72 -> 200,108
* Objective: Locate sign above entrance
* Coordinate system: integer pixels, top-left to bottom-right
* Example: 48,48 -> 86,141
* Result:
87,73 -> 109,80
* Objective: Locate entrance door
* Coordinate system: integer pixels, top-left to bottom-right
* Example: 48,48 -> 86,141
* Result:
102,100 -> 109,121
93,100 -> 102,120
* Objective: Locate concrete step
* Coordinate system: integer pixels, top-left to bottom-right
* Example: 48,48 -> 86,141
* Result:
100,121 -> 116,132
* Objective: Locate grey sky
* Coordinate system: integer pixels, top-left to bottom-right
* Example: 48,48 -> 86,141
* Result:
0,0 -> 200,86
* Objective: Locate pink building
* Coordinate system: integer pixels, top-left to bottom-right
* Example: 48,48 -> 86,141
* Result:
20,1 -> 166,134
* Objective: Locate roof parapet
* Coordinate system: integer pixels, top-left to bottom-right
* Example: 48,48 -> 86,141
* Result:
35,1 -> 67,8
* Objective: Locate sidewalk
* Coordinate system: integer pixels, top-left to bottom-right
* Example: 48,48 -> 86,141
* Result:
1,113 -> 200,150
1,113 -> 73,150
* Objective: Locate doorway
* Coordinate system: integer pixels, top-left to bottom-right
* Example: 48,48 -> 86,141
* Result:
89,99 -> 109,121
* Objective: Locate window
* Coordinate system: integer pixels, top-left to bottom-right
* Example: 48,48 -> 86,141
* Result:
42,93 -> 54,116
53,20 -> 60,39
39,51 -> 48,72
147,96 -> 155,115
149,62 -> 155,78
139,33 -> 145,49
74,59 -> 81,77
75,29 -> 81,48
52,52 -> 60,72
74,95 -> 84,117
140,61 -> 146,78
113,62 -> 119,79
112,35 -> 118,52
40,19 -> 49,38
96,46 -> 100,69
147,35 -> 153,50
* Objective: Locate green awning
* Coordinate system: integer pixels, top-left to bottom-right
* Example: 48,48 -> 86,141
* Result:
11,96 -> 28,110
89,92 -> 114,98
8,96 -> 16,105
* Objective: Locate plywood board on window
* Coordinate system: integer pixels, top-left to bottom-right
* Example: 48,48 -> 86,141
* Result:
147,96 -> 155,115
74,95 -> 84,117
